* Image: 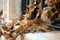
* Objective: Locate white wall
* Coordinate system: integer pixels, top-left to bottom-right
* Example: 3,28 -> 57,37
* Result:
9,0 -> 21,19
3,0 -> 8,19
15,0 -> 21,18
0,0 -> 3,11
9,0 -> 15,19
3,0 -> 21,20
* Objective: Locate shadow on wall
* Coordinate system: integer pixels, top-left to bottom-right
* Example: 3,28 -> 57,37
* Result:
21,0 -> 26,14
21,0 -> 41,14
21,0 -> 29,14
